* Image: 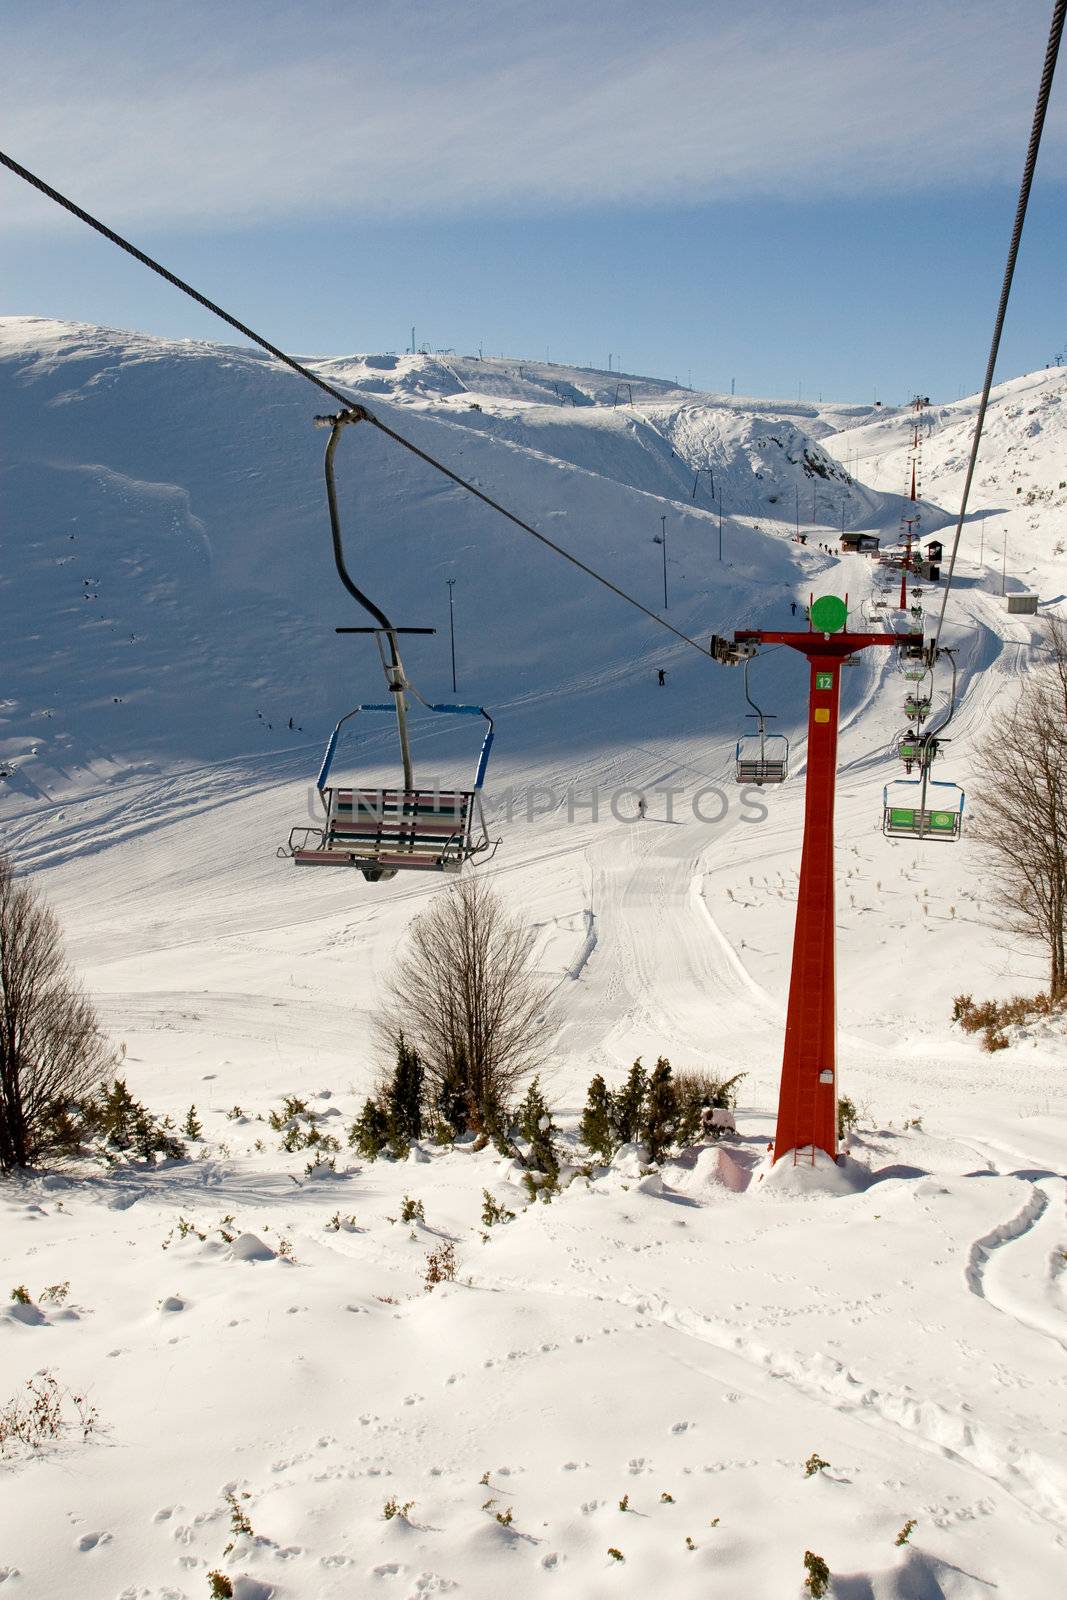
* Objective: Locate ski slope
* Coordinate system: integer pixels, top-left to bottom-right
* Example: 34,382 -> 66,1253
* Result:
0,319 -> 1064,1599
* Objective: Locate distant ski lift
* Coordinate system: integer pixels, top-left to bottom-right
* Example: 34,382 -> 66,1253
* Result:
897,731 -> 942,771
735,656 -> 788,784
904,694 -> 932,722
883,778 -> 963,841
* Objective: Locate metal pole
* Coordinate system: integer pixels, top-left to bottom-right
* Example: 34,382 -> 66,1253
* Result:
661,515 -> 668,609
718,496 -> 723,563
795,486 -> 800,536
447,578 -> 457,692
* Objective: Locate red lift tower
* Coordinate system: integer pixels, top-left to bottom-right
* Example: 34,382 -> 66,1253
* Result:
717,594 -> 919,1164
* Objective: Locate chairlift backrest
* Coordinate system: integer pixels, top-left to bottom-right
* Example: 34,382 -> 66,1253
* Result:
882,778 -> 963,842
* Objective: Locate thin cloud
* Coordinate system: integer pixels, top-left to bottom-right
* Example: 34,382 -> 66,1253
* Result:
1,0 -> 1062,231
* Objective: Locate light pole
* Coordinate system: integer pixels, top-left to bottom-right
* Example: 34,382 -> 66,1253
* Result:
447,578 -> 457,692
660,515 -> 668,609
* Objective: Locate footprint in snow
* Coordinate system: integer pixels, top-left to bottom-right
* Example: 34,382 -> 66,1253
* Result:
541,1552 -> 565,1570
230,1580 -> 274,1600
76,1531 -> 112,1552
152,1507 -> 175,1522
670,1421 -> 693,1434
372,1562 -> 404,1578
402,1393 -> 424,1406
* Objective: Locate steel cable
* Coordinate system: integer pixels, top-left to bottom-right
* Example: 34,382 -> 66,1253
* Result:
931,0 -> 1065,651
0,149 -> 711,658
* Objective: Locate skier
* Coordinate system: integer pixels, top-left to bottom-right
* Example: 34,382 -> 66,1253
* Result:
657,669 -> 667,687
637,796 -> 647,820
790,601 -> 798,617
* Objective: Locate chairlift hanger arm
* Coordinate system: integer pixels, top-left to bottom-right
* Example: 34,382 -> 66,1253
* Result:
319,414 -> 396,638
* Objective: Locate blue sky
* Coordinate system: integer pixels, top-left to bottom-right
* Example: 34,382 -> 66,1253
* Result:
1,0 -> 1063,404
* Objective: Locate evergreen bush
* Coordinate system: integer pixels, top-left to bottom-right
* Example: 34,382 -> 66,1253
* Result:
642,1057 -> 677,1161
612,1059 -> 647,1144
348,1098 -> 389,1160
579,1073 -> 615,1160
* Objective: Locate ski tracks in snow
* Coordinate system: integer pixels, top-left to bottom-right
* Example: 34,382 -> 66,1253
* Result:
479,1265 -> 1067,1535
964,1176 -> 1067,1353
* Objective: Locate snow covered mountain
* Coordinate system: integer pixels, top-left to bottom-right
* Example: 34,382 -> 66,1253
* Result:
1,317 -> 1064,1600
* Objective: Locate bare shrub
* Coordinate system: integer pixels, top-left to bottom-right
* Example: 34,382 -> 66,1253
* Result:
952,990 -> 1063,1052
971,617 -> 1067,1000
424,1240 -> 457,1290
381,878 -> 551,1136
0,1370 -> 98,1454
0,856 -> 116,1172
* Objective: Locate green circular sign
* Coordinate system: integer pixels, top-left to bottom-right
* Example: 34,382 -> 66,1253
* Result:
810,595 -> 848,633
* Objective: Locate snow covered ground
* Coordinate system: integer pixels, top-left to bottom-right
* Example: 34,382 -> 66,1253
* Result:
1,319 -> 1064,1598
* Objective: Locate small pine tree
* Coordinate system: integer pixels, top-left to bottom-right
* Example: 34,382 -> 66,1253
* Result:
388,1031 -> 424,1142
349,1098 -> 389,1160
87,1078 -> 185,1162
642,1056 -> 677,1161
580,1073 -> 615,1161
803,1550 -> 830,1598
837,1095 -> 858,1139
612,1058 -> 647,1144
182,1105 -> 203,1140
436,1052 -> 470,1139
517,1076 -> 558,1183
98,1077 -> 138,1149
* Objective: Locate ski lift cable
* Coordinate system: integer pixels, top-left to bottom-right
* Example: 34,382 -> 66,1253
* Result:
930,0 -> 1065,653
0,148 -> 711,661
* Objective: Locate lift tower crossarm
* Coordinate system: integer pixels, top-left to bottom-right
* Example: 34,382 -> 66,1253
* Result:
732,610 -> 912,1165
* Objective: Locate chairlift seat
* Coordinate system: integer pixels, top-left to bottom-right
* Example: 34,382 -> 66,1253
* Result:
904,696 -> 931,721
882,779 -> 963,841
898,737 -> 941,766
292,787 -> 484,874
735,733 -> 788,785
883,804 -> 961,840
